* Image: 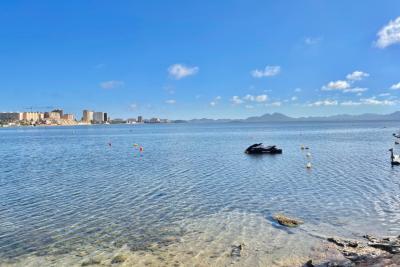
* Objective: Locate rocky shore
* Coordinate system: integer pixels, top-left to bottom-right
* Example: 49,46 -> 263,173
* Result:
302,235 -> 400,267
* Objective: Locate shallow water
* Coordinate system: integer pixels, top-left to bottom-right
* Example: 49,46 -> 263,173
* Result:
1,121 -> 400,266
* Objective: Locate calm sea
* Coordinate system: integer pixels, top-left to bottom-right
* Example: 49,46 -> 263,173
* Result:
1,121 -> 400,265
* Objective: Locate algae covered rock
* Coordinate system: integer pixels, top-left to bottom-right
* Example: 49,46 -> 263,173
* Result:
273,214 -> 303,227
81,258 -> 101,266
111,254 -> 128,264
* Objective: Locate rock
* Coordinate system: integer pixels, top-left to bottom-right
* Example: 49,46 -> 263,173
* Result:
230,244 -> 243,258
111,254 -> 128,264
325,234 -> 400,266
81,258 -> 101,266
273,214 -> 303,227
327,237 -> 359,248
305,259 -> 314,267
363,234 -> 400,254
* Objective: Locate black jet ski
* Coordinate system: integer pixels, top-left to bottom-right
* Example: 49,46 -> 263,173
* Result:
245,143 -> 282,154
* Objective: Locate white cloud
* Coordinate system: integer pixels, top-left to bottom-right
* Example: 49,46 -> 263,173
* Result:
100,80 -> 124,89
304,36 -> 322,45
209,96 -> 222,107
245,105 -> 254,109
165,99 -> 176,104
243,94 -> 255,101
343,87 -> 368,93
346,71 -> 369,81
391,82 -> 400,90
232,94 -> 269,105
168,64 -> 199,79
267,101 -> 282,107
130,103 -> 138,109
291,96 -> 298,101
231,96 -> 244,104
341,97 -> 398,106
379,93 -> 391,97
340,101 -> 362,106
308,99 -> 338,107
251,66 -> 281,78
294,88 -> 302,93
321,71 -> 369,93
360,97 -> 396,106
375,17 -> 400,49
255,94 -> 268,102
322,80 -> 351,91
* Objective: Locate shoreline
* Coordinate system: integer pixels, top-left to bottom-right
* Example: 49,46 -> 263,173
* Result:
1,211 -> 398,267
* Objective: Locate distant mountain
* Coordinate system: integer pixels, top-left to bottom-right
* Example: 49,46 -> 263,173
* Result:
244,112 -> 294,122
188,118 -> 233,123
186,111 -> 400,123
295,111 -> 400,122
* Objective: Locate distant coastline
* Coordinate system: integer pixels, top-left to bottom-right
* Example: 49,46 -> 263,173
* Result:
184,111 -> 400,123
2,111 -> 400,128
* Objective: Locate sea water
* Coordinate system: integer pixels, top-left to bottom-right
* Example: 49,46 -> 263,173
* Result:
1,121 -> 400,266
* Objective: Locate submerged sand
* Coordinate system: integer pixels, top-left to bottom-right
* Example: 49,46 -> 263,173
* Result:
1,211 -> 349,267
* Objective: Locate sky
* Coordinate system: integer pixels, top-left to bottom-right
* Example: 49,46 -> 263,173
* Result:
0,0 -> 400,120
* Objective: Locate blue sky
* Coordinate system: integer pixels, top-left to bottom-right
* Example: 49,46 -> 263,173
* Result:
0,1 -> 400,119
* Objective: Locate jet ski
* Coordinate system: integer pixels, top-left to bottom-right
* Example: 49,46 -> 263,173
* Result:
245,143 -> 282,154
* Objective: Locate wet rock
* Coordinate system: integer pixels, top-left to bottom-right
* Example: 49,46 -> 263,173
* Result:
230,244 -> 243,258
305,259 -> 314,267
363,234 -> 400,254
324,234 -> 400,266
326,237 -> 359,248
273,214 -> 303,227
111,254 -> 128,264
81,258 -> 101,266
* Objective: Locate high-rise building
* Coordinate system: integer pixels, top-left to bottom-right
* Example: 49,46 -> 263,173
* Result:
103,112 -> 108,122
48,112 -> 60,120
83,110 -> 94,123
22,112 -> 44,122
137,116 -> 143,123
52,109 -> 64,118
62,114 -> 75,121
93,112 -> 104,123
0,112 -> 23,121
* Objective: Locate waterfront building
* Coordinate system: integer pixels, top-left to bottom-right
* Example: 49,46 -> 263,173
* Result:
48,112 -> 61,120
126,118 -> 137,124
110,118 -> 125,124
22,112 -> 44,122
103,112 -> 108,122
52,109 -> 64,118
62,114 -> 75,121
137,116 -> 143,123
0,112 -> 23,121
149,117 -> 161,123
93,112 -> 104,123
83,110 -> 94,123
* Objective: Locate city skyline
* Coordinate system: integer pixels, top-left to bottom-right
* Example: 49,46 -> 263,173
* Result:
0,1 -> 400,119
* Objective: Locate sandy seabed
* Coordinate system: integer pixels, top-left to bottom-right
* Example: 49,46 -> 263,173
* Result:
1,211 -> 348,267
